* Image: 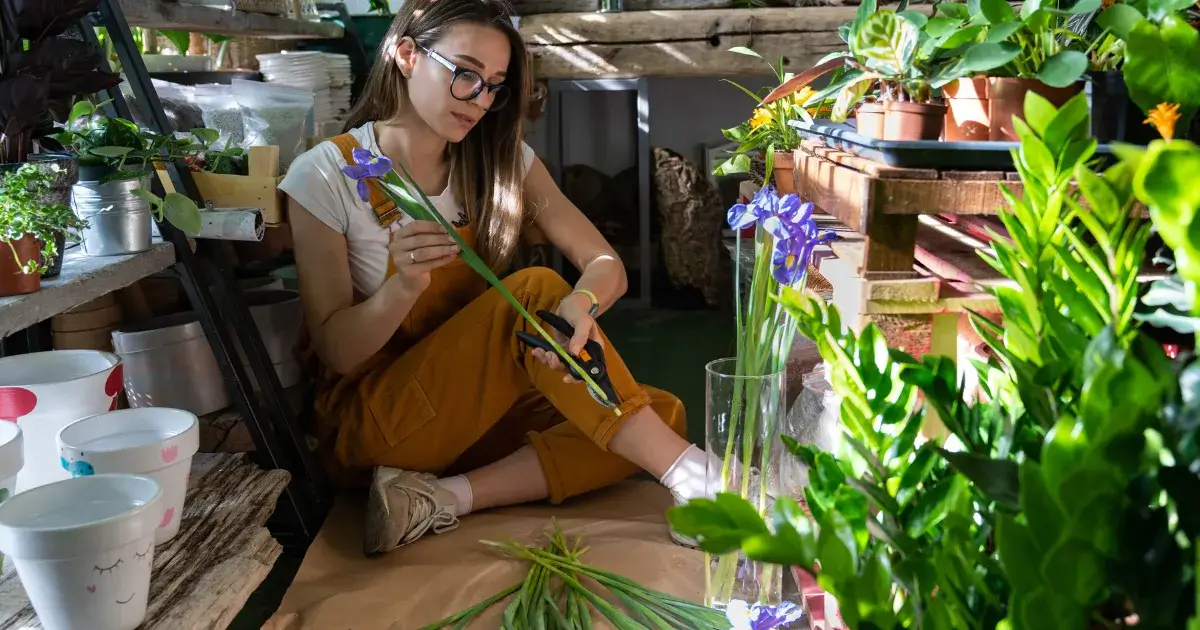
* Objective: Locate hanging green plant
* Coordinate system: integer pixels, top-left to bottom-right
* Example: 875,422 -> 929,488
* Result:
0,163 -> 87,274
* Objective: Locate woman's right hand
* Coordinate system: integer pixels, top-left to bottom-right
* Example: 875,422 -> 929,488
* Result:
387,220 -> 461,296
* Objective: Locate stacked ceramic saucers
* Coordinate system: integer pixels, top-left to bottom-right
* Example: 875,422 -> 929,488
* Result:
323,53 -> 353,123
256,51 -> 337,130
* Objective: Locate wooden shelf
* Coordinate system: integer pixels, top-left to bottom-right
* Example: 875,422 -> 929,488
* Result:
118,0 -> 344,39
0,453 -> 290,630
521,7 -> 854,79
0,242 -> 175,339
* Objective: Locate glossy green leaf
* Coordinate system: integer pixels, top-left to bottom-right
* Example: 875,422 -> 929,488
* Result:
979,0 -> 1017,24
1041,539 -> 1106,608
937,1 -> 970,19
853,11 -> 919,76
996,514 -> 1042,589
727,46 -> 763,58
1123,16 -> 1200,123
815,510 -> 859,581
1096,4 -> 1145,39
161,193 -> 201,236
984,20 -> 1025,43
89,146 -> 133,158
904,474 -> 966,538
937,448 -> 1020,510
961,42 -> 1022,72
1036,50 -> 1088,88
1019,462 -> 1066,551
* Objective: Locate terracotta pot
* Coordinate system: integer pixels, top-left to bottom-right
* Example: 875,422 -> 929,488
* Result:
944,77 -> 992,141
0,235 -> 42,297
986,78 -> 1084,141
856,102 -> 886,139
883,101 -> 948,141
772,150 -> 797,195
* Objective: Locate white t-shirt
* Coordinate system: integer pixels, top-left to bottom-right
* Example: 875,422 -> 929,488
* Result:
279,121 -> 537,297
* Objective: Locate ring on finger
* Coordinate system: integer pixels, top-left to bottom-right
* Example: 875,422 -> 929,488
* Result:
409,251 -> 416,264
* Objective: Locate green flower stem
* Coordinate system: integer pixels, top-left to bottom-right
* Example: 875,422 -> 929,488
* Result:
377,170 -> 612,408
417,583 -> 521,630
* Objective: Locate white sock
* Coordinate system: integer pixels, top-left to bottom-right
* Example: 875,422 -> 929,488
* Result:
659,445 -> 722,503
437,475 -> 473,517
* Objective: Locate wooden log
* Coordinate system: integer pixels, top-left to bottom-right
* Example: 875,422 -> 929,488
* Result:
0,453 -> 290,630
522,7 -> 855,78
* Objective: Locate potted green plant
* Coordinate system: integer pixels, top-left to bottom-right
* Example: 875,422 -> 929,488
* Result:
53,101 -> 202,255
670,92 -> 1200,628
0,163 -> 86,296
712,47 -> 827,194
1093,0 -> 1200,140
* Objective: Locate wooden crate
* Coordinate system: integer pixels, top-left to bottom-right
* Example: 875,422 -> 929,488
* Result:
159,146 -> 284,226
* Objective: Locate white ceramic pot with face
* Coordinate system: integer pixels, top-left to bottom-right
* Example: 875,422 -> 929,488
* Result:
0,474 -> 162,630
0,351 -> 123,492
58,408 -> 199,544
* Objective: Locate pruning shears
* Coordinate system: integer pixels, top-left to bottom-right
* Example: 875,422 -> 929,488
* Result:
516,310 -> 619,409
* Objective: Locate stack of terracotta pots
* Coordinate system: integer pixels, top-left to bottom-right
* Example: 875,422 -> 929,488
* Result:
944,77 -> 1083,141
852,77 -> 1084,142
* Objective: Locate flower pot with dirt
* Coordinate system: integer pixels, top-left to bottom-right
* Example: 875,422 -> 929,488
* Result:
883,102 -> 948,141
772,150 -> 797,195
1089,71 -> 1158,144
0,235 -> 42,297
855,103 -> 886,139
943,77 -> 991,141
0,154 -> 79,278
986,78 -> 1083,141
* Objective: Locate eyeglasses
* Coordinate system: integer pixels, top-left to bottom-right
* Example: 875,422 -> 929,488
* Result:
417,44 -> 511,112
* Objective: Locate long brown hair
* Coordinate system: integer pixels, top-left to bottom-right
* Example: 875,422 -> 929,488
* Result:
343,0 -> 530,272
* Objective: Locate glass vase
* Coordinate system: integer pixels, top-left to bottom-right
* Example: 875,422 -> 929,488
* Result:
704,357 -> 786,610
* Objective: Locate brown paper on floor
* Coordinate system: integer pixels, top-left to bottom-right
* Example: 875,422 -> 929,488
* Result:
265,481 -> 707,630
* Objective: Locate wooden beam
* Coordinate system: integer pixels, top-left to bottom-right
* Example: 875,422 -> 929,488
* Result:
522,7 -> 855,78
118,0 -> 344,39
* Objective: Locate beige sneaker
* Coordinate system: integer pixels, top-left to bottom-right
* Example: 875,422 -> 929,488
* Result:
364,467 -> 459,555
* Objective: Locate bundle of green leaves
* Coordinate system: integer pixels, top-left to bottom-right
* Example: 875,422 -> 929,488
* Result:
670,90 -> 1200,629
420,522 -> 731,630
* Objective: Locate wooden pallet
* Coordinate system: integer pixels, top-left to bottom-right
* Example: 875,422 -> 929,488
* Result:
0,453 -> 290,630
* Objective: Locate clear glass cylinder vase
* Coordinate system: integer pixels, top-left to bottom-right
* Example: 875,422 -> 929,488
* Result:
704,357 -> 786,610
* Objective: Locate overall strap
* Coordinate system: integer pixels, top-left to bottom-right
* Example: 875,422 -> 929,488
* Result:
329,133 -> 404,228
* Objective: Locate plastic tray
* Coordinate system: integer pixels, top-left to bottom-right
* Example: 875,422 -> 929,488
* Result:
789,119 -> 1113,170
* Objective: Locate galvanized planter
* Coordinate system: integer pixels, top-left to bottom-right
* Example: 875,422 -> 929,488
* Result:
71,173 -> 154,257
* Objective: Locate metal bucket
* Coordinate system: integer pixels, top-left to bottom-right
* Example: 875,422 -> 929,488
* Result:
111,312 -> 230,416
72,176 -> 153,256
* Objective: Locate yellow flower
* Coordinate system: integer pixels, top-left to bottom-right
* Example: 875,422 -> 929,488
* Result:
750,107 -> 772,130
793,86 -> 815,107
1144,102 -> 1181,140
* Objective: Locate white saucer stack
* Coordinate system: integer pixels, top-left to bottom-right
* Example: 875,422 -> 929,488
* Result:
323,53 -> 353,124
255,51 -> 336,131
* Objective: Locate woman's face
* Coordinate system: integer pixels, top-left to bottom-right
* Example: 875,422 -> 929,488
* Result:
396,22 -> 512,143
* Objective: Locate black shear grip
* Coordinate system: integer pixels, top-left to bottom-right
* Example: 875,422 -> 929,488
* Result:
516,309 -> 619,408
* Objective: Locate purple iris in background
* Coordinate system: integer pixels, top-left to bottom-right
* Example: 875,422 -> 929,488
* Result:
725,599 -> 806,630
341,147 -> 393,203
728,184 -> 783,230
772,204 -> 837,287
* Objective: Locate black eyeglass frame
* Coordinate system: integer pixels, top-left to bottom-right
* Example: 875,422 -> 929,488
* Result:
417,43 -> 511,112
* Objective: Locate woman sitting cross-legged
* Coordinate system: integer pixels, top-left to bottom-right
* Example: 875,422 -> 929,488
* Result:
278,0 -> 720,555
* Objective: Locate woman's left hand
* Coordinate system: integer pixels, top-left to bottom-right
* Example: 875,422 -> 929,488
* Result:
530,292 -> 604,383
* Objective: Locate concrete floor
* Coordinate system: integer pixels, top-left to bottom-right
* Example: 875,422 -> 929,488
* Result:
230,306 -> 735,628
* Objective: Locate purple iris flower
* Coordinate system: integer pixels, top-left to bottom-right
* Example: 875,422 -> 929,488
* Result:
762,197 -> 812,241
728,184 -> 783,230
726,599 -> 806,630
771,218 -> 837,287
340,147 -> 393,203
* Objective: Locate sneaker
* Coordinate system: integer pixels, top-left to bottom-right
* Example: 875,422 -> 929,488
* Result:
364,467 -> 459,555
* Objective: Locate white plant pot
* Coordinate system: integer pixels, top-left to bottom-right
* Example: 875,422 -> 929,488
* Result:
0,474 -> 162,630
0,351 -> 123,492
0,422 -> 21,569
58,408 -> 199,545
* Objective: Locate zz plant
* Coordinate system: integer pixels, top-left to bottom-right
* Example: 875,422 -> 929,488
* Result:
670,91 -> 1200,629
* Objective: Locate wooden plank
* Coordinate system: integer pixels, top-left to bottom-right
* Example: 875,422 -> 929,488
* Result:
0,242 -> 175,339
874,178 -> 1015,215
119,0 -> 343,39
0,453 -> 289,630
523,7 -> 853,78
800,139 -> 938,180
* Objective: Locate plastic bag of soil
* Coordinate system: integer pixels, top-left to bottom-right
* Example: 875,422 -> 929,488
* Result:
232,79 -> 313,171
119,79 -> 205,134
194,83 -> 245,150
